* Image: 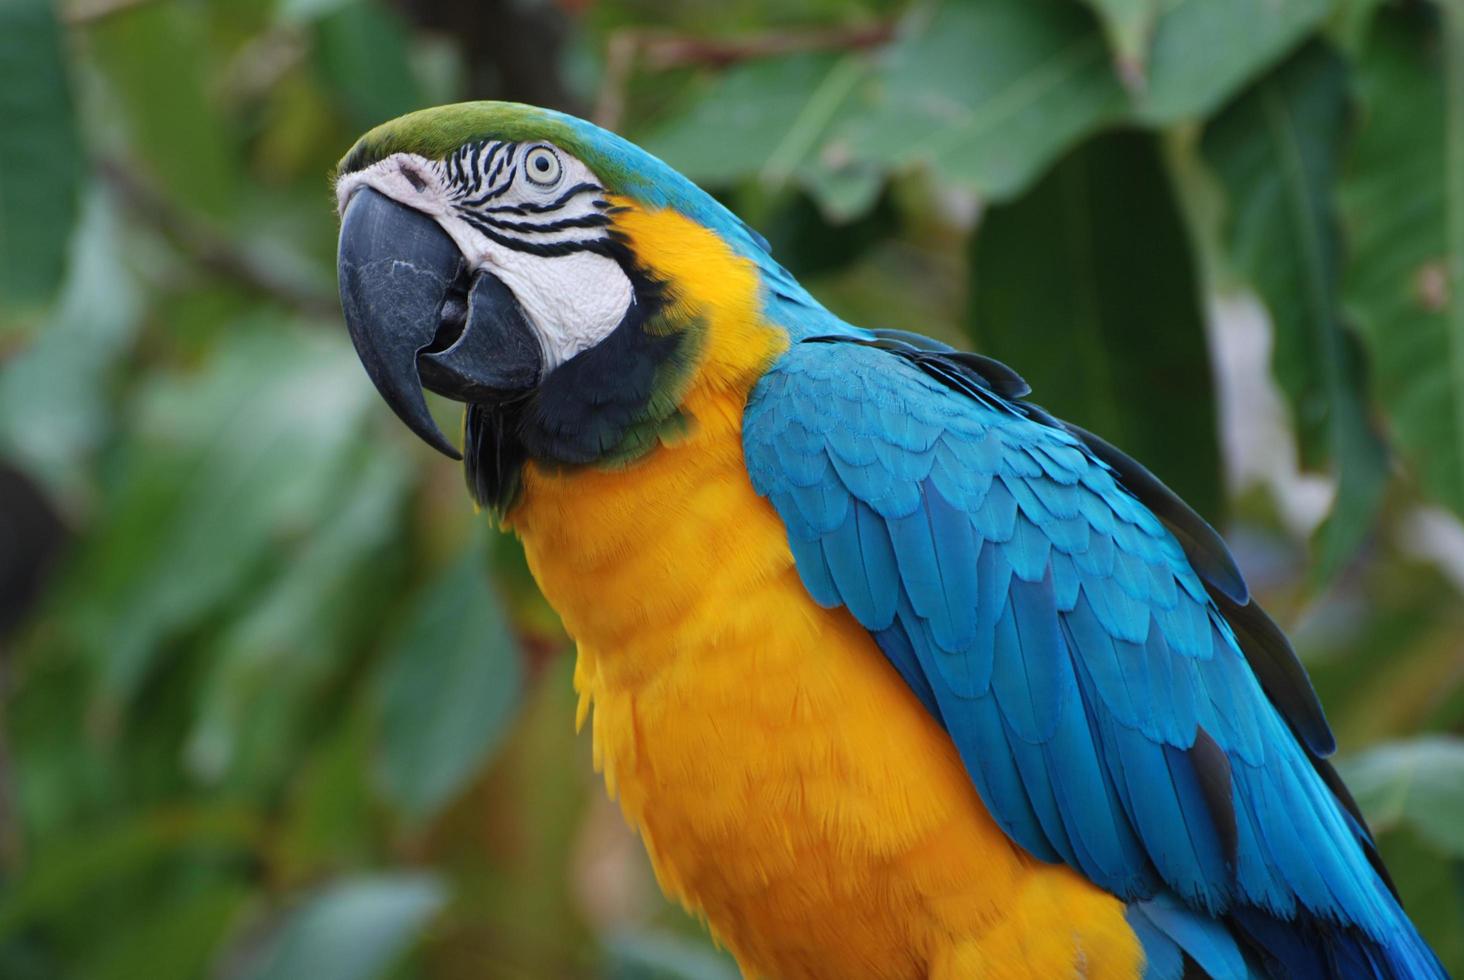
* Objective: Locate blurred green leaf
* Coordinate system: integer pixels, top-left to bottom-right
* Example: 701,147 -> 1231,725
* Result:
809,235 -> 964,346
1330,0 -> 1389,54
88,881 -> 247,980
236,874 -> 446,980
1338,736 -> 1464,855
970,129 -> 1221,519
84,0 -> 239,217
1342,8 -> 1464,518
1203,41 -> 1387,580
1081,0 -> 1160,87
0,0 -> 85,308
755,187 -> 899,279
65,325 -> 374,705
1300,552 -> 1464,745
278,705 -> 378,879
1134,0 -> 1333,123
186,448 -> 412,789
430,655 -> 592,974
314,0 -> 425,132
842,0 -> 1126,201
604,930 -> 740,980
0,806 -> 259,941
375,539 -> 522,824
640,52 -> 871,218
643,0 -> 1335,215
278,0 -> 362,26
0,191 -> 142,506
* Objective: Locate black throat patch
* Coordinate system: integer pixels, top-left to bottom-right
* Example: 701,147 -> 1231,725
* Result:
463,265 -> 704,516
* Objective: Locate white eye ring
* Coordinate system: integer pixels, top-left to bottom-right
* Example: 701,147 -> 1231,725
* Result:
524,145 -> 562,188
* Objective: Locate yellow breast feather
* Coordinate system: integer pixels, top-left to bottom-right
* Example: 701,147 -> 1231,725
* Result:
506,203 -> 1142,979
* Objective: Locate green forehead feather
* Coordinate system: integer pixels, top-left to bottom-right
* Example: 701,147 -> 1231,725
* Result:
337,102 -> 594,180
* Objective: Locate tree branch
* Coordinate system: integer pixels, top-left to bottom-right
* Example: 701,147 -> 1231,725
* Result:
97,159 -> 339,319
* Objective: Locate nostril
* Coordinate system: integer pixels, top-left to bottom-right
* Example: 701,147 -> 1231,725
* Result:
402,166 -> 428,193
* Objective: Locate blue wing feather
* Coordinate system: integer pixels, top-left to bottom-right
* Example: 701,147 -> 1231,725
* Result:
1125,903 -> 1189,980
743,338 -> 1446,979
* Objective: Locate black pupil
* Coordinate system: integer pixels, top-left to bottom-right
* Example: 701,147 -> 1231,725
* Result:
534,155 -> 550,172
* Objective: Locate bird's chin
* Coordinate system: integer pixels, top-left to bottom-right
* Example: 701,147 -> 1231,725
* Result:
336,187 -> 543,460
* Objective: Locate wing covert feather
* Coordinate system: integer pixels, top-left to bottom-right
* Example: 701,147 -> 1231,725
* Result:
743,339 -> 1436,976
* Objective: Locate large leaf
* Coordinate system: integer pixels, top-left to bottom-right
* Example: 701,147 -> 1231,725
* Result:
313,0 -> 425,133
185,449 -> 412,790
640,0 -> 1129,212
1341,8 -> 1464,517
969,129 -> 1222,520
1134,0 -> 1333,123
0,0 -> 85,308
61,325 -> 375,706
375,539 -> 522,824
83,0 -> 238,217
85,881 -> 247,980
604,931 -> 740,980
235,874 -> 445,980
1203,42 -> 1388,579
842,0 -> 1127,201
0,192 -> 142,506
639,52 -> 875,219
1081,0 -> 1161,87
1337,736 -> 1464,856
276,707 -> 377,880
636,0 -> 1337,220
0,807 -> 258,941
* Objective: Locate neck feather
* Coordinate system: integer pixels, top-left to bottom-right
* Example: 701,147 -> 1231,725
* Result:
465,201 -> 787,518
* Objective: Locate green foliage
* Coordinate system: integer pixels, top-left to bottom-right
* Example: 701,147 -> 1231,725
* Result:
83,1 -> 242,217
314,0 -> 425,131
1202,41 -> 1388,580
1132,0 -> 1332,123
1340,736 -> 1464,856
1,0 -> 1462,977
1080,0 -> 1159,86
640,51 -> 872,210
375,539 -> 522,825
0,193 -> 142,503
840,1 -> 1126,198
1342,7 -> 1464,514
0,0 -> 84,310
236,873 -> 446,980
970,129 -> 1220,520
604,931 -> 742,980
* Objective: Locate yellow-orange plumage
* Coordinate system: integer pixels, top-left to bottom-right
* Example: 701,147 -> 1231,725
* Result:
506,203 -> 1143,979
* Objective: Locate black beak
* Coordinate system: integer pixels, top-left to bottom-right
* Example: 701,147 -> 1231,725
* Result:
337,187 -> 543,459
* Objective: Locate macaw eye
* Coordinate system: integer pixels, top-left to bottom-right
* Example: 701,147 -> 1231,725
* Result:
524,146 -> 562,188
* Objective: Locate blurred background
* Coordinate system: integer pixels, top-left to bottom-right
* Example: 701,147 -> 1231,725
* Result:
1,0 -> 1462,977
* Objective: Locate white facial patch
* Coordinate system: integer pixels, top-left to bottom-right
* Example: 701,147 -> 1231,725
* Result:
335,142 -> 634,371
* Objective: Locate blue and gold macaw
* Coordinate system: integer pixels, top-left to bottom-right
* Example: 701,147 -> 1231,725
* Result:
332,102 -> 1446,979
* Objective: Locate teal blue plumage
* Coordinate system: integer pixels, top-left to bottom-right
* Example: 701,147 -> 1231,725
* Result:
743,335 -> 1447,979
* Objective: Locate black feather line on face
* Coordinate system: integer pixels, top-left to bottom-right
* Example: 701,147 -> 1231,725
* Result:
461,166 -> 518,208
467,211 -> 613,236
481,181 -> 603,215
464,259 -> 702,516
457,212 -> 621,259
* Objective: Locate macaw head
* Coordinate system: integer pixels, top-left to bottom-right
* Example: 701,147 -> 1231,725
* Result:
334,101 -> 845,514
